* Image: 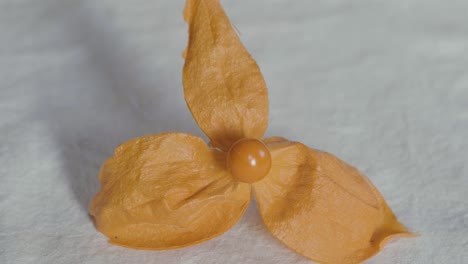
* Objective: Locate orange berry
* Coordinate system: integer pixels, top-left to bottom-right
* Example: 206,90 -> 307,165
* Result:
227,138 -> 272,183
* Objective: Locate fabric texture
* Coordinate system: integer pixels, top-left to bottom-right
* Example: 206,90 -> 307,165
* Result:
1,0 -> 467,263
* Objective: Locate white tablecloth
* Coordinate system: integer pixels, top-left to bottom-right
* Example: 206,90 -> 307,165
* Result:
1,0 -> 467,263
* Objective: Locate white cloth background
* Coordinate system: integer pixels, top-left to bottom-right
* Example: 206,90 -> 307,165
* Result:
1,0 -> 467,263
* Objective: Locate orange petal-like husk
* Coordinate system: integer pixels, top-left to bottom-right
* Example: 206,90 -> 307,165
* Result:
89,133 -> 251,249
253,138 -> 413,264
183,0 -> 269,151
